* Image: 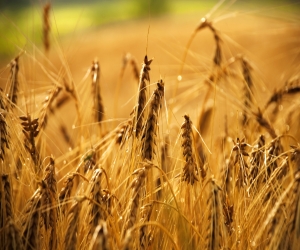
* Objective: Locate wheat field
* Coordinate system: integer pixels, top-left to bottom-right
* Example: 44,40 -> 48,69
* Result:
0,1 -> 300,249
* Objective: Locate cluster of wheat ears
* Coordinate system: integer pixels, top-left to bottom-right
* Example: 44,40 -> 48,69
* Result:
0,2 -> 300,250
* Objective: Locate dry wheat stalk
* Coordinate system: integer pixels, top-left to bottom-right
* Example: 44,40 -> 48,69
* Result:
204,179 -> 226,250
135,55 -> 153,137
91,59 -> 104,124
43,3 -> 51,52
181,115 -> 205,184
142,79 -> 164,161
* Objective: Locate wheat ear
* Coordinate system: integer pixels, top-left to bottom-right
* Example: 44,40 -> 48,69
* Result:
204,179 -> 227,250
20,114 -> 40,170
64,200 -> 82,250
0,90 -> 9,161
22,187 -> 43,250
8,55 -> 20,108
241,57 -> 253,125
91,59 -> 104,124
1,174 -> 13,221
1,174 -> 14,246
181,115 -> 205,184
5,219 -> 24,250
41,157 -> 57,250
135,55 -> 153,137
142,79 -> 164,161
43,3 -> 51,52
123,163 -> 151,237
58,173 -> 77,213
88,169 -> 105,236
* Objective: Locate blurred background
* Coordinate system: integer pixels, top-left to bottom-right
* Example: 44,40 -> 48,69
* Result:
0,0 -> 299,59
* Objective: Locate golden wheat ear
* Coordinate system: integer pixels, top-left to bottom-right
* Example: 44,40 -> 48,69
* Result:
41,157 -> 57,250
8,55 -> 20,109
64,200 -> 81,250
20,114 -> 40,172
122,163 -> 152,237
43,3 -> 51,53
91,59 -> 104,125
204,179 -> 227,250
135,55 -> 153,137
181,115 -> 206,185
5,219 -> 24,250
0,91 -> 9,160
22,185 -> 43,250
141,79 -> 164,161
